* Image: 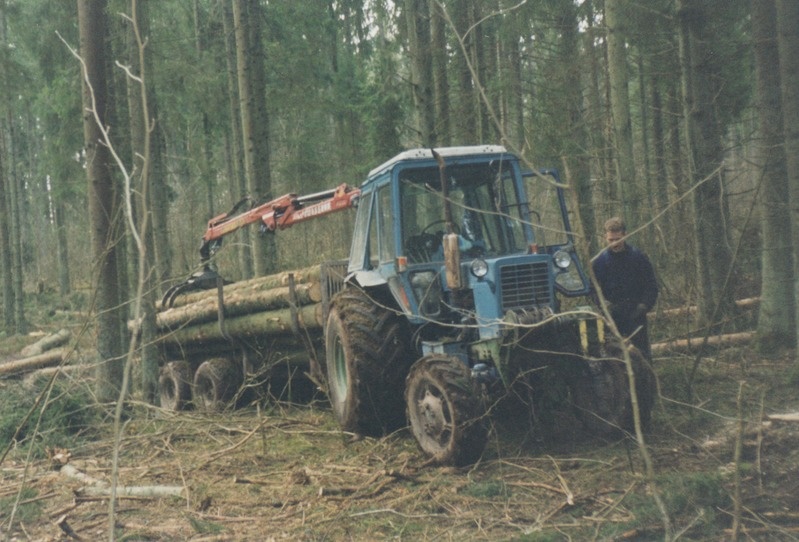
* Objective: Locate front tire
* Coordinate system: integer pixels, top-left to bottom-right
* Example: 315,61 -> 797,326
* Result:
405,355 -> 488,466
325,288 -> 410,436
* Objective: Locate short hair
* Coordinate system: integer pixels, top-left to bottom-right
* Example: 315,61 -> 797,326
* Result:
604,217 -> 626,233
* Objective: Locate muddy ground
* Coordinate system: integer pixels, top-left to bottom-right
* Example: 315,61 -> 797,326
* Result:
1,348 -> 799,541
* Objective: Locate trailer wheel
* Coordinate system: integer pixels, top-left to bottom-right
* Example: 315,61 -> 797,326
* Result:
325,289 -> 410,436
405,355 -> 488,466
192,357 -> 241,412
159,361 -> 192,411
572,343 -> 655,437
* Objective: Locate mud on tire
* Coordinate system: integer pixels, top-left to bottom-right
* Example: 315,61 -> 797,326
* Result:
405,355 -> 488,466
159,361 -> 192,411
325,288 -> 411,436
192,357 -> 241,412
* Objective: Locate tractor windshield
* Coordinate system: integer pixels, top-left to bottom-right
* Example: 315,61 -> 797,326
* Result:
400,162 -> 529,263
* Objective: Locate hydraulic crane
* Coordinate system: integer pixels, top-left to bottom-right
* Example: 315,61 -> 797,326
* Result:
162,183 -> 360,307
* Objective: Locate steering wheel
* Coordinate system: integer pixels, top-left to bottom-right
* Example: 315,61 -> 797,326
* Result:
406,221 -> 465,263
421,219 -> 460,236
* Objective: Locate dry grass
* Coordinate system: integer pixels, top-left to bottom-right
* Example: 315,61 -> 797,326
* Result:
1,348 -> 798,541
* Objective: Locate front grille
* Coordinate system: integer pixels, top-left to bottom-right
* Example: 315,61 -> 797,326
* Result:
499,262 -> 551,311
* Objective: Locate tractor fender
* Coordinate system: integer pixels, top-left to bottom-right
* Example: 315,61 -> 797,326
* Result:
345,271 -> 407,318
347,269 -> 387,288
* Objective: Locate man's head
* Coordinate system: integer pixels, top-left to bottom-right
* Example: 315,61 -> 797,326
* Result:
604,217 -> 627,253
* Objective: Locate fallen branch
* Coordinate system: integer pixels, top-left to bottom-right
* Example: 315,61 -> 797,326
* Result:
78,485 -> 184,498
56,515 -> 85,541
61,464 -> 184,498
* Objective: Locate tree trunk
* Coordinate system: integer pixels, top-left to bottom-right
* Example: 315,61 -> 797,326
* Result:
4,113 -> 26,334
0,131 -> 14,332
605,0 -> 637,222
452,0 -> 477,142
54,199 -> 71,296
752,0 -> 795,349
503,12 -> 524,151
125,0 -> 160,404
233,0 -> 275,276
78,0 -> 125,403
676,0 -> 737,326
405,0 -> 435,145
431,0 -> 451,146
221,0 -> 253,279
558,0 -> 597,256
775,0 -> 799,357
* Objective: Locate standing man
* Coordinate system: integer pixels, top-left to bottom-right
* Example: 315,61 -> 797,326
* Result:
592,217 -> 659,360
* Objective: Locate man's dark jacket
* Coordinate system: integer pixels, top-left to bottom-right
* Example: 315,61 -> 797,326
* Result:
592,244 -> 658,336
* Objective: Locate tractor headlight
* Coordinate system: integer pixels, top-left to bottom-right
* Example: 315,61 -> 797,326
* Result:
553,250 -> 572,269
470,258 -> 489,278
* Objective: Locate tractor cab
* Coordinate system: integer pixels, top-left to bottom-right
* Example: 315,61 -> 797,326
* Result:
347,146 -> 590,345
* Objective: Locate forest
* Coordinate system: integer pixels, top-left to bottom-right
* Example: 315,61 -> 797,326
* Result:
1,0 -> 799,540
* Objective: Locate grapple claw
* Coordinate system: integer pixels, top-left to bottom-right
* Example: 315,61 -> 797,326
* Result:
161,266 -> 228,308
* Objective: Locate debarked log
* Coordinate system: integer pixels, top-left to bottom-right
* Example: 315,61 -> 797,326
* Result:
0,348 -> 65,378
156,303 -> 323,348
155,281 -> 322,330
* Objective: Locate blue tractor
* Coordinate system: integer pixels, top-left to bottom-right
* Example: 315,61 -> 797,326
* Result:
160,145 -> 655,465
324,146 -> 655,465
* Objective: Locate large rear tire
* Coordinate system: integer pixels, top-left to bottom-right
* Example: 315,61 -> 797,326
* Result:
192,357 -> 241,412
159,361 -> 192,411
405,355 -> 488,466
572,343 -> 655,437
325,288 -> 411,436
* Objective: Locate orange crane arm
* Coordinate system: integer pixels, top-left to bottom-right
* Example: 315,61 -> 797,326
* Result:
200,183 -> 360,260
162,183 -> 360,307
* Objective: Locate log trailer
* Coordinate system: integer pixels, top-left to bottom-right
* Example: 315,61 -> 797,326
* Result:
157,145 -> 655,466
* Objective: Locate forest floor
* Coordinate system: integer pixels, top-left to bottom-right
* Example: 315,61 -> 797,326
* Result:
1,306 -> 799,540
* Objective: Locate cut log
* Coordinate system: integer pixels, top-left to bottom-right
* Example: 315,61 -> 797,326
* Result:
160,264 -> 323,309
767,412 -> 799,423
650,331 -> 754,355
157,303 -> 323,348
652,298 -> 760,319
20,329 -> 71,357
155,282 -> 321,330
0,349 -> 65,378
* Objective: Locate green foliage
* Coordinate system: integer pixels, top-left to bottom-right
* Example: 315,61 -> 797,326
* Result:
0,378 -> 98,459
616,471 -> 731,538
188,515 -> 224,535
462,479 -> 511,499
0,487 -> 43,525
787,363 -> 799,387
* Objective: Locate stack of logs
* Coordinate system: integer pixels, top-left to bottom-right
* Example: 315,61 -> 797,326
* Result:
155,264 -> 327,351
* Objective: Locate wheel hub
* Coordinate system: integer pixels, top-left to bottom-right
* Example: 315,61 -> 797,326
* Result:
418,388 -> 448,439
